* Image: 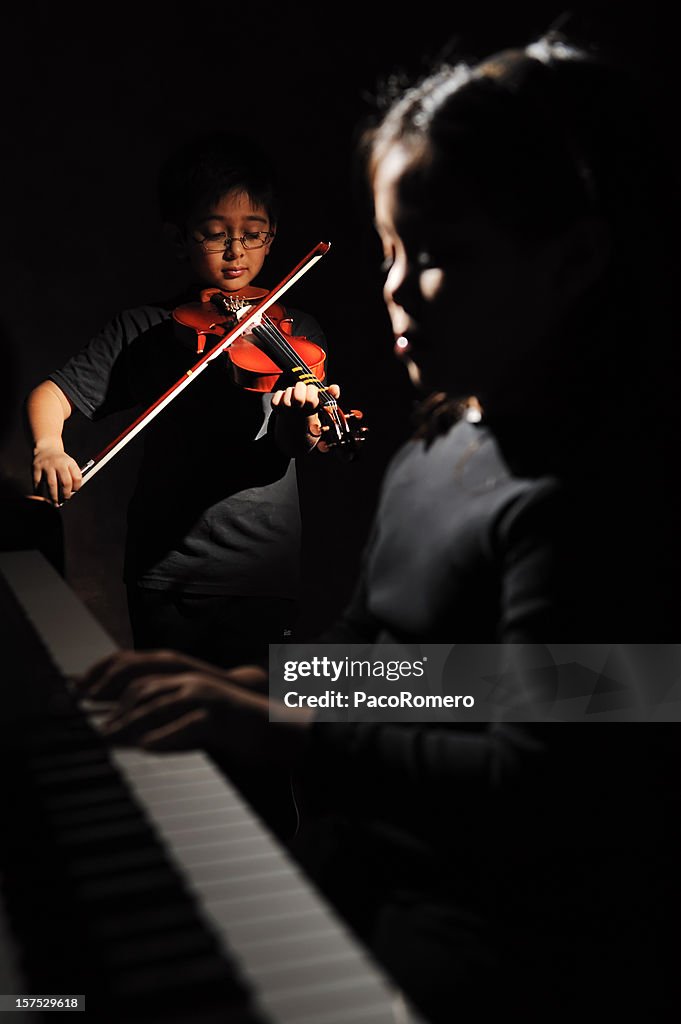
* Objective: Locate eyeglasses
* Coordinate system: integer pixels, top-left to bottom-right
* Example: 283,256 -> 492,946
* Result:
195,230 -> 274,253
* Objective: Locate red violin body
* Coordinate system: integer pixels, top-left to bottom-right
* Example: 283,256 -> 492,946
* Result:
172,285 -> 367,459
172,287 -> 327,392
227,331 -> 326,393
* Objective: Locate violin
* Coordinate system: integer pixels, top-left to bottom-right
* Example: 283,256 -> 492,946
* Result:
172,286 -> 368,458
75,242 -> 365,490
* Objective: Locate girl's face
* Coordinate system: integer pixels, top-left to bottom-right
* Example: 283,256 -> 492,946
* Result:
182,189 -> 274,293
373,142 -> 568,412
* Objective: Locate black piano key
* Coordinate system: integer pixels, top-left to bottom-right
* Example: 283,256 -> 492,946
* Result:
102,927 -> 219,968
75,865 -> 187,904
69,845 -> 172,879
90,900 -> 206,941
113,951 -> 247,997
27,746 -> 115,770
32,760 -> 125,789
40,782 -> 133,811
44,797 -> 148,829
54,815 -> 155,849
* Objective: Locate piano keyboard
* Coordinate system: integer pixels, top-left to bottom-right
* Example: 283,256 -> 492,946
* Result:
0,550 -> 423,1024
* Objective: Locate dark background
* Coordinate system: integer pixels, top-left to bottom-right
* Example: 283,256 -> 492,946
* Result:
0,1 -> 671,645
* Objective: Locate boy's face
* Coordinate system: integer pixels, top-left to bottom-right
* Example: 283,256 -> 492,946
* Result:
181,189 -> 274,292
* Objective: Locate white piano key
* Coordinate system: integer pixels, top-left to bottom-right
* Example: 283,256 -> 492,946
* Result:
229,922 -> 343,955
264,973 -> 402,1017
184,860 -> 291,887
251,946 -> 373,988
295,999 -> 412,1024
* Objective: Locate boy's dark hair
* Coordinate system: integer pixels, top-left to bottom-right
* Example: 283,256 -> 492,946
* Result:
157,130 -> 279,228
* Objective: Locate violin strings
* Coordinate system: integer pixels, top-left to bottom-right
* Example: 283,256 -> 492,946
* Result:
250,316 -> 345,439
258,317 -> 329,393
256,316 -> 340,417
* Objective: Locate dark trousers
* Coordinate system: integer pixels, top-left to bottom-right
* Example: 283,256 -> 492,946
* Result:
126,584 -> 297,669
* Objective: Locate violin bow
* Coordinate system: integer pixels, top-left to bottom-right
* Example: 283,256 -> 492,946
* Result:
76,241 -> 331,489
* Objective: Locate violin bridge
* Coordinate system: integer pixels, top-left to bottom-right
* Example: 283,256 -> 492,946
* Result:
210,294 -> 256,315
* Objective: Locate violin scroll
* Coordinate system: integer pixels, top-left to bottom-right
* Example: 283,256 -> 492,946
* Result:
316,405 -> 368,461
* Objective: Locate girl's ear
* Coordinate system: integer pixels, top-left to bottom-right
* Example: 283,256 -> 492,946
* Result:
163,222 -> 188,261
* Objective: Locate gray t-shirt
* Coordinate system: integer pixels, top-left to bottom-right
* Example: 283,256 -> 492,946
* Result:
50,299 -> 327,597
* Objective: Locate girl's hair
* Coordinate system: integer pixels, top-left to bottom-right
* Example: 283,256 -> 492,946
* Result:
360,30 -> 676,438
362,30 -> 660,242
157,130 -> 279,229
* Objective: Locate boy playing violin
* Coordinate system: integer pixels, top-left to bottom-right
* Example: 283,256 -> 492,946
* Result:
26,131 -> 336,669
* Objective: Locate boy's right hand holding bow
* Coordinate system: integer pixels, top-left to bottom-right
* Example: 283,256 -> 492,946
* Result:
32,442 -> 82,505
27,380 -> 82,504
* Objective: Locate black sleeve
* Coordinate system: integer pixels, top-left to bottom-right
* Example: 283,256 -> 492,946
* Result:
494,477 -> 628,639
48,307 -> 169,420
492,479 -> 561,642
300,717 -> 549,850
